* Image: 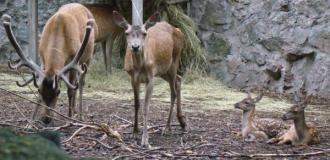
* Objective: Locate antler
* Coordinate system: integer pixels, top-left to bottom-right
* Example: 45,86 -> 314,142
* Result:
57,19 -> 94,89
2,14 -> 43,87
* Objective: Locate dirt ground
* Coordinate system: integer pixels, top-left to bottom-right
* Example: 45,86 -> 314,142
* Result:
0,69 -> 329,160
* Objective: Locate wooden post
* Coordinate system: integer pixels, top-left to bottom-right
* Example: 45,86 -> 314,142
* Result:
28,0 -> 38,63
131,0 -> 143,25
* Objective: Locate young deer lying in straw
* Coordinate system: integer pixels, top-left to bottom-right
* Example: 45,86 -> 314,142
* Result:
113,11 -> 187,147
234,92 -> 289,142
267,95 -> 319,146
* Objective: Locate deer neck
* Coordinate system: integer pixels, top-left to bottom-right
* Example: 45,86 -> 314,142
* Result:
293,111 -> 309,140
43,48 -> 66,76
131,49 -> 145,70
242,107 -> 255,131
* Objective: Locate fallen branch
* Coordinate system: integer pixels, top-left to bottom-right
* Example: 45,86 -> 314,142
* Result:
112,114 -> 133,124
171,150 -> 328,158
62,122 -> 122,143
0,87 -> 122,142
86,137 -> 121,150
0,87 -> 84,124
12,101 -> 39,130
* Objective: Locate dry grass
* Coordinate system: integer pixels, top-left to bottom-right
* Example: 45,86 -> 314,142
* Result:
0,62 -> 292,114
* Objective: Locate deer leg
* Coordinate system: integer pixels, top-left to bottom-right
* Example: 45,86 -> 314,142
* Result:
106,36 -> 113,74
141,77 -> 153,148
32,97 -> 42,120
78,69 -> 87,121
176,75 -> 187,131
131,77 -> 140,137
67,71 -> 77,117
162,75 -> 176,135
101,41 -> 108,73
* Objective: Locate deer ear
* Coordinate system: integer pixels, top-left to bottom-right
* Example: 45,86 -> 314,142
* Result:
113,11 -> 129,30
253,92 -> 264,103
144,12 -> 161,30
247,92 -> 252,99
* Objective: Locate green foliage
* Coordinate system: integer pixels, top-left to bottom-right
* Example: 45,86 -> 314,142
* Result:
0,128 -> 72,160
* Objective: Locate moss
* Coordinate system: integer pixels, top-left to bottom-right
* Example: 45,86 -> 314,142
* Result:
0,128 -> 72,160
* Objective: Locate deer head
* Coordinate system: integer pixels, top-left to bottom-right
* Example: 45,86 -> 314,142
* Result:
113,11 -> 160,53
2,14 -> 92,116
282,92 -> 309,121
234,92 -> 264,112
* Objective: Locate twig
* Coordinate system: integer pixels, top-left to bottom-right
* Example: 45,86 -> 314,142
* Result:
112,146 -> 161,160
86,137 -> 120,150
62,125 -> 88,143
12,101 -> 39,130
0,87 -> 85,124
62,122 -> 122,143
172,150 -> 328,158
112,114 -> 133,124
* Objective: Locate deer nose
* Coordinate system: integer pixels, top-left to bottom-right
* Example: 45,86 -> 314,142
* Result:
132,45 -> 140,52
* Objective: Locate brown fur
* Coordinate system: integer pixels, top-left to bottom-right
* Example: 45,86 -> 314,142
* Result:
83,4 -> 121,73
267,102 -> 319,146
234,93 -> 289,142
114,11 -> 187,147
2,3 -> 94,124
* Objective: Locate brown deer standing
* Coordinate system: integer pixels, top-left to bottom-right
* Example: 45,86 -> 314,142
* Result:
2,3 -> 96,124
234,92 -> 289,142
83,4 -> 121,74
267,95 -> 319,146
113,11 -> 187,147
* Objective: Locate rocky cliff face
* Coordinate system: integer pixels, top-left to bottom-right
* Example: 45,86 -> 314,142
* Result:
191,0 -> 330,98
1,0 -> 329,98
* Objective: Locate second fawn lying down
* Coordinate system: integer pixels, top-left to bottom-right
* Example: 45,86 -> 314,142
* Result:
234,92 -> 289,142
267,95 -> 319,146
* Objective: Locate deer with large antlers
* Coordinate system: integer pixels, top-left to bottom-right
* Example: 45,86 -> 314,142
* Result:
234,92 -> 289,142
267,93 -> 319,146
2,3 -> 96,124
113,11 -> 187,147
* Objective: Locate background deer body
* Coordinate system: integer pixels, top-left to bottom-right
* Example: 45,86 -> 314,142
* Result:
114,11 -> 187,147
268,100 -> 319,146
84,4 -> 121,73
235,93 -> 289,142
2,3 -> 96,124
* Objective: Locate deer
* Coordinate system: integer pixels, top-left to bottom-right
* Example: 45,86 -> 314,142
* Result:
267,93 -> 319,146
2,3 -> 96,125
113,11 -> 187,147
83,4 -> 122,74
234,92 -> 290,142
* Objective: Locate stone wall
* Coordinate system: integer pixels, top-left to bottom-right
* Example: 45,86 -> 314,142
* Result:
191,0 -> 330,98
1,0 -> 330,98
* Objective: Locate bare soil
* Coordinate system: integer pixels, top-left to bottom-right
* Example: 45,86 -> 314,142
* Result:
0,87 -> 329,160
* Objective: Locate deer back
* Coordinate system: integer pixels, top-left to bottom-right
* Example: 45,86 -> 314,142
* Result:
39,3 -> 96,76
84,4 -> 121,42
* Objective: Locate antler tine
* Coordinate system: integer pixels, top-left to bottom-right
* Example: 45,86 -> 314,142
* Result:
58,19 -> 93,89
16,76 -> 34,87
2,14 -> 43,86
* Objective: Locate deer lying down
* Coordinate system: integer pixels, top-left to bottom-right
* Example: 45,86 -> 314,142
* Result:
234,92 -> 289,142
267,97 -> 319,146
113,11 -> 187,147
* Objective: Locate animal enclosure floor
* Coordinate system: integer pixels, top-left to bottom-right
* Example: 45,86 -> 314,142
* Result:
0,70 -> 329,159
